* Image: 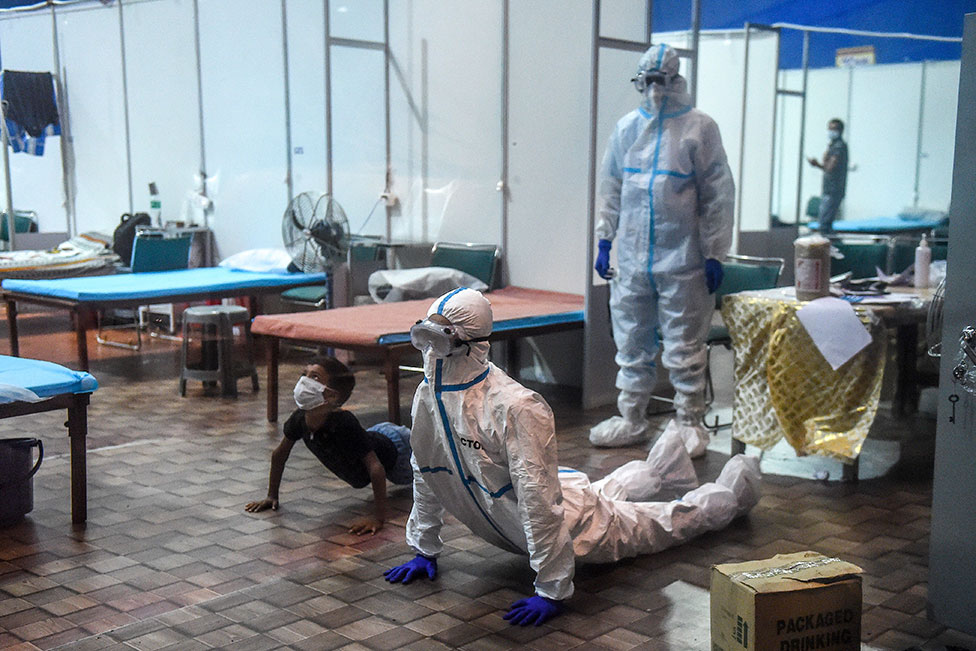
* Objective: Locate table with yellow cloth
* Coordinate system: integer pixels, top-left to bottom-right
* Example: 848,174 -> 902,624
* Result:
721,288 -> 892,463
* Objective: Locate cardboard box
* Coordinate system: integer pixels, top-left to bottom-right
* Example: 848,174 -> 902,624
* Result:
710,551 -> 863,651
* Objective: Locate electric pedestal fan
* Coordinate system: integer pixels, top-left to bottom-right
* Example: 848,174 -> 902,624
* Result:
281,191 -> 350,309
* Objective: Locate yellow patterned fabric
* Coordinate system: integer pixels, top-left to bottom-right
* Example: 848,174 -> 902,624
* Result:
722,292 -> 886,461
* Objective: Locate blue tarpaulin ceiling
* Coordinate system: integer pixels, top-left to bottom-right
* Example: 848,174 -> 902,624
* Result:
654,0 -> 975,68
0,0 -> 971,68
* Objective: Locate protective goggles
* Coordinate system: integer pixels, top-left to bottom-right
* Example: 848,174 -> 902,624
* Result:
410,319 -> 489,357
631,69 -> 667,92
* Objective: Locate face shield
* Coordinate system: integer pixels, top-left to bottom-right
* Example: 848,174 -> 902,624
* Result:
410,319 -> 489,358
632,44 -> 680,94
631,69 -> 667,93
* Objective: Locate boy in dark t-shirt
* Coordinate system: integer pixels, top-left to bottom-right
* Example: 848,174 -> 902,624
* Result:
245,355 -> 412,535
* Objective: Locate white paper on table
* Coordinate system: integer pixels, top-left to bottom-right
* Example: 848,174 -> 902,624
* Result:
795,297 -> 873,370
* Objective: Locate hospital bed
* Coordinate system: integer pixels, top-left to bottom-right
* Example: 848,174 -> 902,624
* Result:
250,286 -> 585,424
807,213 -> 947,235
0,231 -> 120,280
2,267 -> 328,370
0,355 -> 97,523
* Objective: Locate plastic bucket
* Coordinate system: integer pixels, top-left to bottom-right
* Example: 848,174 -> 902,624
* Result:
0,438 -> 43,525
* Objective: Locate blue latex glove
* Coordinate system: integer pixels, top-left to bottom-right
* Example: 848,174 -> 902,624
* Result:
705,258 -> 724,294
383,554 -> 437,584
502,595 -> 563,627
595,239 -> 613,279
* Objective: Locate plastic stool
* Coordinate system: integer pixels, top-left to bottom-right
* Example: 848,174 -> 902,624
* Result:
179,304 -> 259,397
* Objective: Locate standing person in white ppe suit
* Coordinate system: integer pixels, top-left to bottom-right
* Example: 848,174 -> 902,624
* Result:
384,288 -> 761,626
591,44 -> 735,455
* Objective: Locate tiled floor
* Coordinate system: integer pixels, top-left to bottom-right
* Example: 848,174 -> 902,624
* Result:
1,309 -> 975,650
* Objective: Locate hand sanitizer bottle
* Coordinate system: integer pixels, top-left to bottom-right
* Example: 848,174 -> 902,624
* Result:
914,234 -> 931,289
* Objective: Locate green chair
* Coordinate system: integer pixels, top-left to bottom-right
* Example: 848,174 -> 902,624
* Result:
705,254 -> 785,427
430,241 -> 500,289
280,239 -> 386,310
97,231 -> 194,350
805,196 -> 821,219
829,236 -> 890,279
0,211 -> 38,243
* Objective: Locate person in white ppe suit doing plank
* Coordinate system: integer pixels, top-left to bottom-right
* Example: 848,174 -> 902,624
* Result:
384,288 -> 760,626
591,43 -> 735,455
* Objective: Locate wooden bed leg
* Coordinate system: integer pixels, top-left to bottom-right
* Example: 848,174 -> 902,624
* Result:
267,336 -> 279,423
5,299 -> 18,357
506,339 -> 519,381
75,308 -> 90,371
67,396 -> 88,524
385,350 -> 402,425
893,323 -> 918,417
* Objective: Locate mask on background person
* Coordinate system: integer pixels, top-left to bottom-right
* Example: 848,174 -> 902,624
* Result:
293,375 -> 329,410
828,129 -> 840,141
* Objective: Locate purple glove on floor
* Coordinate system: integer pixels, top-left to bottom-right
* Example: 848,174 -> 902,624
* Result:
383,554 -> 437,584
705,258 -> 724,294
502,594 -> 563,626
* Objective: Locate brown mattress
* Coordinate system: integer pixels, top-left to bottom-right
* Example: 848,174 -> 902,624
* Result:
251,286 -> 584,347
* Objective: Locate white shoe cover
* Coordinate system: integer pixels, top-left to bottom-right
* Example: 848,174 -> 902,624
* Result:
595,428 -> 700,501
589,415 -> 650,447
716,454 -> 762,517
644,427 -> 700,499
663,419 -> 709,458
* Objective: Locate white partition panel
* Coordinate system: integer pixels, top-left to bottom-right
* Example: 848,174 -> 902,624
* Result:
846,63 -> 921,220
918,61 -> 959,212
507,0 -> 591,293
772,68 -> 803,224
122,0 -> 201,227
331,45 -> 386,237
600,0 -> 646,43
388,1 -> 502,248
285,0 -> 327,198
57,4 -> 128,234
0,11 -> 65,234
329,0 -> 384,43
734,32 -> 777,233
198,0 -> 288,260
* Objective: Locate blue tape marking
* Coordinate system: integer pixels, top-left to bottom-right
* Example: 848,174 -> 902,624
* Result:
469,479 -> 513,498
438,367 -> 489,392
657,169 -> 694,179
436,287 -> 467,315
623,167 -> 642,174
645,98 -> 693,278
432,359 -> 518,547
419,466 -> 453,475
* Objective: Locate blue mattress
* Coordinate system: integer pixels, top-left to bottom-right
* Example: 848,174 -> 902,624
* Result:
1,267 -> 327,302
808,215 -> 947,234
376,310 -> 584,345
0,355 -> 98,401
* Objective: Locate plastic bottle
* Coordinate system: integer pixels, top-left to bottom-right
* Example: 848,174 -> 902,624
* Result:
794,234 -> 832,301
914,234 -> 931,289
149,182 -> 162,227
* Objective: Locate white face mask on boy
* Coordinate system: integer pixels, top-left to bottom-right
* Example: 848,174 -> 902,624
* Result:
293,375 -> 329,411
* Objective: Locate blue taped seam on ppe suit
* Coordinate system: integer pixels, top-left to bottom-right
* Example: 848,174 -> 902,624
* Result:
592,44 -> 734,446
404,289 -> 761,602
